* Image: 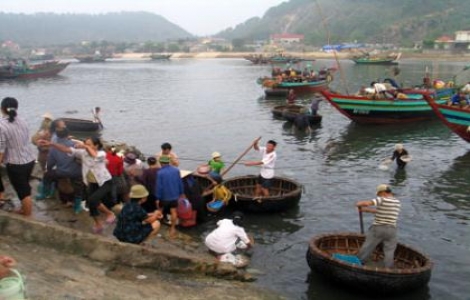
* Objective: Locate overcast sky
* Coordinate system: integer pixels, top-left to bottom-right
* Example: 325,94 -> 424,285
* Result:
1,0 -> 287,36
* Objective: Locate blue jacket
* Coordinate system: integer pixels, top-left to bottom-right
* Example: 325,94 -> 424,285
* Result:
155,165 -> 183,201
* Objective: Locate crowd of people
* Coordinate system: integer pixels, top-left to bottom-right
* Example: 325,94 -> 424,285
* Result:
0,97 -> 281,267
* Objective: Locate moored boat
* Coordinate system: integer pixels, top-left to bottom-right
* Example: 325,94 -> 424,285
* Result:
61,118 -> 102,132
306,232 -> 433,294
224,175 -> 302,213
74,55 -> 107,63
351,53 -> 401,65
424,97 -> 470,142
0,60 -> 69,80
320,90 -> 447,124
264,88 -> 289,98
150,53 -> 172,60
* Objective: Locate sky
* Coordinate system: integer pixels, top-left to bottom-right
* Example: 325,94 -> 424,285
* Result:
1,0 -> 287,36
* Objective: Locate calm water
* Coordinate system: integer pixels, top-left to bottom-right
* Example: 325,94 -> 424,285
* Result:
1,58 -> 470,300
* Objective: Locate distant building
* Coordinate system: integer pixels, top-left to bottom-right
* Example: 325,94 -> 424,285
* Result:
1,40 -> 20,51
434,31 -> 470,53
270,34 -> 304,45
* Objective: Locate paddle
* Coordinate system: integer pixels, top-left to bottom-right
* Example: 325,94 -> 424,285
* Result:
221,136 -> 261,177
358,207 -> 364,234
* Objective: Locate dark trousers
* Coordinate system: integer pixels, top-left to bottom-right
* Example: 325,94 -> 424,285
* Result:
6,161 -> 35,200
87,180 -> 113,217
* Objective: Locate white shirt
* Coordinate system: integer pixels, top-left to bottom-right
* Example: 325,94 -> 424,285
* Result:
258,146 -> 277,179
205,219 -> 250,254
70,148 -> 111,186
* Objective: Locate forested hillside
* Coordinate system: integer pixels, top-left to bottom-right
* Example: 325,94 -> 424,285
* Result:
0,12 -> 193,46
217,0 -> 470,46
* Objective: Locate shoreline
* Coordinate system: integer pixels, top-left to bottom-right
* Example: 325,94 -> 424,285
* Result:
110,51 -> 470,62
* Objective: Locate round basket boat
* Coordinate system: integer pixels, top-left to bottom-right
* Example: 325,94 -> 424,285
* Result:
224,175 -> 302,213
306,232 -> 433,295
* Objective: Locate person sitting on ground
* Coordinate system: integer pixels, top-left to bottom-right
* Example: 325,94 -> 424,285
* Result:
206,175 -> 232,214
390,143 -> 409,169
208,151 -> 225,178
204,211 -> 252,266
113,184 -> 162,245
156,142 -> 179,167
356,184 -> 401,268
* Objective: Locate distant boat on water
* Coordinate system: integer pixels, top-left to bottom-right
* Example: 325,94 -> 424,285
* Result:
0,60 -> 69,80
149,53 -> 172,60
351,52 -> 401,65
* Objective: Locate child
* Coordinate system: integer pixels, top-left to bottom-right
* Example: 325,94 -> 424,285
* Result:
206,175 -> 232,214
208,152 -> 225,178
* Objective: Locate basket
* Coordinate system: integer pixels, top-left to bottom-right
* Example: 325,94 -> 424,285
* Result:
0,269 -> 25,300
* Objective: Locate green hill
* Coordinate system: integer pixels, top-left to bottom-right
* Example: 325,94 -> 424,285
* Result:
0,12 -> 193,46
217,0 -> 470,46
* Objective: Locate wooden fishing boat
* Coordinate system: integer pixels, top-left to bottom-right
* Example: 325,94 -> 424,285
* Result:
244,55 -> 269,65
264,88 -> 289,98
259,78 -> 330,95
150,53 -> 172,60
267,55 -> 304,64
320,90 -> 447,124
351,53 -> 401,65
223,175 -> 302,213
424,97 -> 470,142
271,104 -> 322,125
74,55 -> 106,63
61,118 -> 101,132
306,232 -> 433,294
0,61 -> 69,80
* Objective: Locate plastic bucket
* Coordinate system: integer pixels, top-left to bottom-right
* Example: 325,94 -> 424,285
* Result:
0,269 -> 25,300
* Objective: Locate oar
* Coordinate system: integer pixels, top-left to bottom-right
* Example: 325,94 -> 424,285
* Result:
359,208 -> 364,234
221,136 -> 261,177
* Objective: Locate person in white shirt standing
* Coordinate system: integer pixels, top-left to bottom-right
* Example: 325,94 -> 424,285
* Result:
244,138 -> 277,197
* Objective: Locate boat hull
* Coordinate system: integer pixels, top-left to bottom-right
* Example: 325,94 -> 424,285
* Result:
224,175 -> 302,213
425,98 -> 470,142
264,88 -> 289,98
306,232 -> 433,295
61,118 -> 101,132
321,91 -> 446,124
352,59 -> 398,65
0,62 -> 69,80
276,80 -> 329,95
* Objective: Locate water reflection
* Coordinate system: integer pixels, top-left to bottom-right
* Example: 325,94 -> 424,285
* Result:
305,271 -> 431,300
425,151 -> 470,221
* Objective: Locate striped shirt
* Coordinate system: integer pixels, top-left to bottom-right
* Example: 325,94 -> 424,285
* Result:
372,196 -> 401,226
0,116 -> 36,165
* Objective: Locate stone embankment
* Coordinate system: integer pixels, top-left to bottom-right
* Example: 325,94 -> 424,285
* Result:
0,164 -> 283,299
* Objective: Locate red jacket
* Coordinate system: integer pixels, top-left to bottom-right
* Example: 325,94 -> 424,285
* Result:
106,152 -> 124,176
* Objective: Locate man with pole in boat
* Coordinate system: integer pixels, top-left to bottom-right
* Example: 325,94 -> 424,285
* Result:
355,184 -> 401,268
244,138 -> 277,197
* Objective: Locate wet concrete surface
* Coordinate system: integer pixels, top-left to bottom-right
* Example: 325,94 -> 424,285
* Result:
0,164 -> 283,299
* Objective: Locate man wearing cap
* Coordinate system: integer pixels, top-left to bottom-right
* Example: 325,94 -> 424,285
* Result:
244,138 -> 277,197
208,151 -> 225,177
113,184 -> 162,244
155,155 -> 184,238
356,184 -> 401,268
156,142 -> 179,168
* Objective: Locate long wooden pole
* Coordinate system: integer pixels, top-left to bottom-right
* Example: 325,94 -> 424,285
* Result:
359,208 -> 364,234
221,136 -> 261,177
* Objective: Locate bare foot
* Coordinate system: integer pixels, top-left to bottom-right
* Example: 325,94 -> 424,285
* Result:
168,229 -> 177,239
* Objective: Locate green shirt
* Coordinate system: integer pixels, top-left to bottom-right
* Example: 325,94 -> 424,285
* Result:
208,159 -> 225,174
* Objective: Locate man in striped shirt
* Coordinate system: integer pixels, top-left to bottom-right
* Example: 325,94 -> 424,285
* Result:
356,184 -> 401,268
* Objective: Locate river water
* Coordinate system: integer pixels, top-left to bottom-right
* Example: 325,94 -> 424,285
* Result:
1,58 -> 469,300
